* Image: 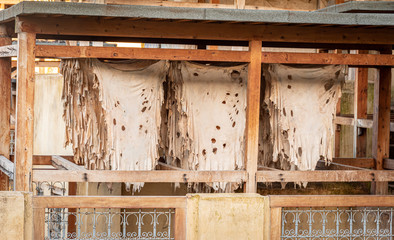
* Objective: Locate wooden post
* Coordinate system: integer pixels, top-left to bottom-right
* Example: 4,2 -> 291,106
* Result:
355,52 -> 369,158
245,40 -> 262,193
0,25 -> 11,191
33,208 -> 45,240
15,32 -> 36,192
174,207 -> 186,240
372,47 -> 392,195
270,207 -> 282,240
334,99 -> 341,157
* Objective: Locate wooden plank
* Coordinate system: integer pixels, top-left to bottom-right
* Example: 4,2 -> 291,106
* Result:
235,0 -> 245,9
270,195 -> 394,208
33,196 -> 186,209
175,207 -> 186,240
383,159 -> 394,170
33,170 -> 248,183
33,208 -> 45,240
270,207 -> 282,240
51,155 -> 85,171
332,157 -> 375,169
256,170 -> 394,182
0,25 -> 11,190
335,116 -> 354,126
334,98 -> 341,157
355,60 -> 369,157
107,0 -> 236,9
16,16 -> 394,45
15,32 -> 36,191
32,155 -> 74,165
372,47 -> 392,195
35,45 -> 250,62
261,52 -> 394,67
245,40 -> 262,193
0,155 -> 14,179
0,44 -> 17,58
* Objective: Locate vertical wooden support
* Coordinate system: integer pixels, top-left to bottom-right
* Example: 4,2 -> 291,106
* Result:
355,52 -> 369,158
270,207 -> 282,240
67,182 -> 77,235
372,47 -> 392,195
174,207 -> 186,240
0,25 -> 11,190
33,208 -> 45,240
15,32 -> 36,192
334,99 -> 341,157
245,40 -> 262,193
235,0 -> 245,9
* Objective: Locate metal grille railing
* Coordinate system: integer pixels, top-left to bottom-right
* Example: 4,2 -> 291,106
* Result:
281,207 -> 393,240
45,208 -> 175,240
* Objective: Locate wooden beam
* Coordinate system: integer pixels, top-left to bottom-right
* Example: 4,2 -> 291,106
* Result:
51,155 -> 85,171
0,44 -> 17,58
15,32 -> 36,191
245,40 -> 262,193
0,155 -> 14,179
33,196 -> 186,209
32,170 -> 248,183
175,207 -> 186,240
256,170 -> 394,182
270,207 -> 282,240
372,47 -> 392,195
33,208 -> 45,240
0,25 -> 11,190
383,159 -> 394,170
332,157 -> 375,169
34,45 -> 394,66
355,56 -> 369,157
16,16 -> 394,45
35,45 -> 250,62
32,155 -> 74,165
269,195 -> 394,208
261,52 -> 394,67
335,116 -> 354,126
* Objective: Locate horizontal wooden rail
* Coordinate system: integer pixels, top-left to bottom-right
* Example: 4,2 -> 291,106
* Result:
33,196 -> 186,209
35,45 -> 250,62
261,52 -> 394,66
256,170 -> 394,182
269,195 -> 394,208
32,170 -> 248,183
35,45 -> 394,67
0,44 -> 17,57
335,116 -> 394,132
331,158 -> 375,169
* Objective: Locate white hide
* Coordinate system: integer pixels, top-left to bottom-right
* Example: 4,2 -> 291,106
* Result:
61,59 -> 168,192
166,62 -> 247,191
260,64 -> 344,171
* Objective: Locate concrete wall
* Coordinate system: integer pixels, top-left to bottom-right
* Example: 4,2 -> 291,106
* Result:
0,191 -> 32,240
186,193 -> 269,240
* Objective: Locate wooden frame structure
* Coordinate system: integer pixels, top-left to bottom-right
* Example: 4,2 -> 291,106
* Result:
0,1 -> 393,196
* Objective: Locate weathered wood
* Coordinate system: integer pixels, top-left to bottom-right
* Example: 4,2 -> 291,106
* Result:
33,196 -> 186,209
256,170 -> 394,182
15,32 -> 36,191
335,116 -> 354,126
261,52 -> 394,67
157,162 -> 184,171
355,60 -> 369,157
16,16 -> 394,45
270,207 -> 282,240
235,0 -> 245,9
0,155 -> 14,179
332,158 -> 375,169
33,45 -> 394,66
383,159 -> 394,170
335,116 -> 394,132
33,208 -> 45,240
0,44 -> 17,57
33,170 -> 248,183
32,155 -> 74,165
35,45 -> 250,62
372,47 -> 392,195
270,195 -> 394,208
175,207 -> 186,240
334,98 -> 341,157
51,155 -> 85,171
0,25 -> 11,190
245,40 -> 262,193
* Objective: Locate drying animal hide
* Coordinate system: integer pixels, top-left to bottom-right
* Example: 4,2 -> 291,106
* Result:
260,64 -> 344,172
61,59 -> 168,192
165,62 -> 247,192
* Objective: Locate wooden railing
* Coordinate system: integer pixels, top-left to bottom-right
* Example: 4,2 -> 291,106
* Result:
32,196 -> 187,239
